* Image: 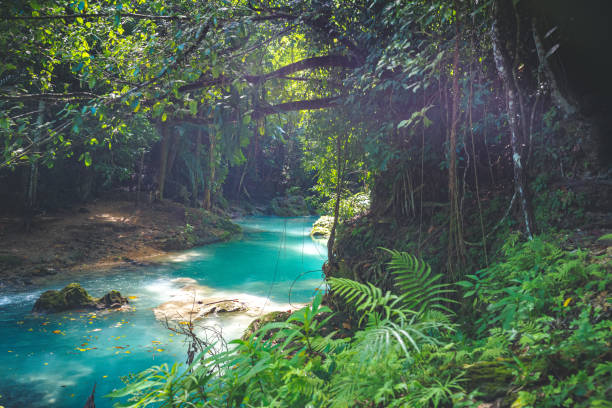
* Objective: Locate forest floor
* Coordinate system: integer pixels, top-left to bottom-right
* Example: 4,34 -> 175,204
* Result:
0,198 -> 236,288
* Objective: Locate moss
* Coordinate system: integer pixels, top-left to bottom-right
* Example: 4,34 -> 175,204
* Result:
98,290 -> 128,308
161,209 -> 242,250
61,283 -> 96,309
242,310 -> 291,340
464,360 -> 515,401
271,195 -> 310,216
311,216 -> 333,237
32,290 -> 68,313
32,283 -> 128,313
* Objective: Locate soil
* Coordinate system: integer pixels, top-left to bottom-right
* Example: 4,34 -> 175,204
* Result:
0,198 -> 232,288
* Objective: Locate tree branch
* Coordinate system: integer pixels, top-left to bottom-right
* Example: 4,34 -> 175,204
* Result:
244,55 -> 357,83
0,92 -> 99,101
179,54 -> 357,93
180,96 -> 341,125
253,96 -> 341,118
3,12 -> 190,21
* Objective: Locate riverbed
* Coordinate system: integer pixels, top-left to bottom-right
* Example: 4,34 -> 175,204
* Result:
0,216 -> 326,408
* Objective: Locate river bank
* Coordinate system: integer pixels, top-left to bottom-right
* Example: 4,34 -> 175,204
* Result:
0,198 -> 241,288
0,216 -> 326,408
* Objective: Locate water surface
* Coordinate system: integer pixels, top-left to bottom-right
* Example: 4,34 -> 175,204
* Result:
0,216 -> 326,408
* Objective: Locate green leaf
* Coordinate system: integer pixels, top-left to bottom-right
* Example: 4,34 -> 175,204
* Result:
189,100 -> 198,116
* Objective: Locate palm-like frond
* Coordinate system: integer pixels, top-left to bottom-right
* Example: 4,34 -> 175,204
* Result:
382,249 -> 456,315
328,277 -> 413,324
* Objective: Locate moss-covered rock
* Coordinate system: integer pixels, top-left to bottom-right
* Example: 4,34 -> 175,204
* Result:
61,283 -> 96,309
160,208 -> 242,250
310,216 -> 333,237
99,290 -> 129,308
242,310 -> 292,340
32,283 -> 129,313
271,195 -> 310,217
32,290 -> 68,313
463,360 -> 515,403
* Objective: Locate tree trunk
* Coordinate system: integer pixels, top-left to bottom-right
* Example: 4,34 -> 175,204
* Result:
157,122 -> 170,200
531,18 -> 577,117
136,149 -> 144,207
491,1 -> 536,239
447,18 -> 466,276
327,133 -> 344,266
24,100 -> 45,232
203,131 -> 215,210
166,128 -> 179,185
193,127 -> 202,207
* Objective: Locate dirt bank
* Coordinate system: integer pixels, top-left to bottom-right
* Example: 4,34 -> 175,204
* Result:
0,199 -> 241,288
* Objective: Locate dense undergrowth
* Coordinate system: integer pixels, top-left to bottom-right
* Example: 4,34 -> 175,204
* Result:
109,235 -> 611,407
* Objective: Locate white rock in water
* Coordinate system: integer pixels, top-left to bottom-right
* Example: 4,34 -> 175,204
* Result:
154,278 -> 253,321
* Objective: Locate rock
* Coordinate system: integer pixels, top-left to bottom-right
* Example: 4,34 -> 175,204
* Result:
205,300 -> 248,314
61,283 -> 96,309
98,290 -> 129,309
242,310 -> 292,340
32,283 -> 129,314
463,360 -> 515,403
271,195 -> 310,217
158,209 -> 242,251
310,216 -> 334,237
154,297 -> 249,321
153,278 -> 252,321
33,290 -> 68,313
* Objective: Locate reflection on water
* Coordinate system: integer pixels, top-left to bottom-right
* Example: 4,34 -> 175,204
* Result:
0,216 -> 326,408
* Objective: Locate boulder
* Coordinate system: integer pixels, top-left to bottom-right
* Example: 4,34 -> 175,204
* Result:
153,278 -> 252,321
98,290 -> 129,309
32,283 -> 129,313
242,310 -> 292,340
61,283 -> 96,309
33,290 -> 68,313
154,297 -> 249,321
310,216 -> 334,237
270,195 -> 310,217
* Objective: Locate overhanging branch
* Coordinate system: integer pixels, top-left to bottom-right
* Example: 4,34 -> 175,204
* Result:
3,12 -> 190,21
179,54 -> 358,93
244,55 -> 357,83
0,92 -> 99,101
253,96 -> 341,118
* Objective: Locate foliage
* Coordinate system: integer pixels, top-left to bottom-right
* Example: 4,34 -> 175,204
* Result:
110,236 -> 612,407
110,252 -> 463,408
320,191 -> 370,219
457,236 -> 612,407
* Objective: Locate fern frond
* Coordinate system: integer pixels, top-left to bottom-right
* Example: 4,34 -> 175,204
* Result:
382,248 -> 456,315
329,277 -> 388,312
311,332 -> 351,354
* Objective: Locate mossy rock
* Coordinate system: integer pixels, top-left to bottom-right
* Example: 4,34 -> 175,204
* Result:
311,216 -> 333,237
32,290 -> 68,313
61,283 -> 96,309
242,310 -> 291,340
32,283 -> 129,313
271,195 -> 310,217
161,209 -> 242,250
99,290 -> 128,308
464,360 -> 515,402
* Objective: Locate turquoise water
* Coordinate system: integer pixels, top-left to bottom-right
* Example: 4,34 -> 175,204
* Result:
0,217 -> 326,408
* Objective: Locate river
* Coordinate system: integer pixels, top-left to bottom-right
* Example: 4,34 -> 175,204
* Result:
0,216 -> 326,408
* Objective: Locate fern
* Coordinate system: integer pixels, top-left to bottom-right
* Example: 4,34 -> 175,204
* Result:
328,277 -> 411,324
382,249 -> 456,315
